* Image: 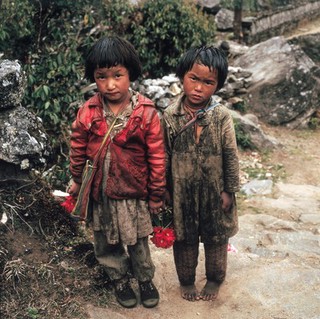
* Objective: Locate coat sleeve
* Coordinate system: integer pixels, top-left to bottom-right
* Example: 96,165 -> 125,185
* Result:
69,107 -> 90,184
221,109 -> 240,193
145,109 -> 166,202
161,112 -> 174,197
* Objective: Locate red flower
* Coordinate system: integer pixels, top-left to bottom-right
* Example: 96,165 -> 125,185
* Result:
60,196 -> 76,213
150,226 -> 176,249
150,207 -> 176,249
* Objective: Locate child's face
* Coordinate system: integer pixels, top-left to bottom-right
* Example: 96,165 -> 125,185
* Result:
182,63 -> 218,109
94,65 -> 130,104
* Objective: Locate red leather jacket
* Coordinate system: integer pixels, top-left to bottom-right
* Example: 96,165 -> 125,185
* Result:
70,92 -> 166,202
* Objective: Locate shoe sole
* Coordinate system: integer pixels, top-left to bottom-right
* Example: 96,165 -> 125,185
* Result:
116,297 -> 137,308
141,298 -> 159,308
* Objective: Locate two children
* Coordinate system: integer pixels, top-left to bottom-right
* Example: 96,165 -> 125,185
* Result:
162,45 -> 240,301
68,36 -> 165,308
69,35 -> 239,307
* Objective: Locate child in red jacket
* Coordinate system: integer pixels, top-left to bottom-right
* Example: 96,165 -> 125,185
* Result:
68,36 -> 166,309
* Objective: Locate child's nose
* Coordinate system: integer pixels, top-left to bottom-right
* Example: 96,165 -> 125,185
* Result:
106,79 -> 116,90
195,82 -> 203,91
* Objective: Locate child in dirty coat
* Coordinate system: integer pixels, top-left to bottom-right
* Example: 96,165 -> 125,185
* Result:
162,45 -> 240,301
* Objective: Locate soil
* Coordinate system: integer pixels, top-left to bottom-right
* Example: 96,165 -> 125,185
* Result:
1,18 -> 320,319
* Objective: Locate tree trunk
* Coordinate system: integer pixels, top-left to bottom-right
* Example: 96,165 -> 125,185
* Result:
233,0 -> 243,43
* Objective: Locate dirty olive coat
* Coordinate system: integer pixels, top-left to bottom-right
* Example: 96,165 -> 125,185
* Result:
162,94 -> 240,245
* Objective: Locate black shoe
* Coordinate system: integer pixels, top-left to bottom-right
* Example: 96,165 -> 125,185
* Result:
139,280 -> 159,308
114,280 -> 137,308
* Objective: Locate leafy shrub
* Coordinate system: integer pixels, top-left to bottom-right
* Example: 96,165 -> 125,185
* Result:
0,1 -> 36,62
0,0 -> 100,186
101,0 -> 136,35
233,119 -> 253,149
127,0 -> 216,78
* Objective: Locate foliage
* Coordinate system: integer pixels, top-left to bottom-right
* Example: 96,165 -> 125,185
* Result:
27,307 -> 40,319
0,0 -> 101,186
0,1 -> 36,61
308,116 -> 320,130
19,1 -> 97,135
101,0 -> 136,35
234,119 -> 253,149
127,0 -> 216,78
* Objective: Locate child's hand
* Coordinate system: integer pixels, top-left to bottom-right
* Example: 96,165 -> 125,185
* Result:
148,200 -> 164,215
221,191 -> 233,213
68,181 -> 81,197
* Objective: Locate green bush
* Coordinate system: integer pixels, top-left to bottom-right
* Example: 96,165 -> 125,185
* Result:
0,0 -> 100,186
127,0 -> 216,78
0,1 -> 36,62
101,0 -> 136,35
234,119 -> 253,149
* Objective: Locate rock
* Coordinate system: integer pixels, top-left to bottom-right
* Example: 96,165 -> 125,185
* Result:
233,36 -> 320,127
240,179 -> 273,196
197,0 -> 221,13
247,1 -> 320,44
231,110 -> 279,150
0,59 -> 26,109
0,60 -> 51,183
289,33 -> 320,65
215,8 -> 234,31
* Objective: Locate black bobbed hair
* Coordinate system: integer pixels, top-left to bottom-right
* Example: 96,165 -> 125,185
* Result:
176,45 -> 228,91
85,36 -> 142,83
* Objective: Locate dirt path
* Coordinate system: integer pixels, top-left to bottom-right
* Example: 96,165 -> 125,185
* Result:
284,15 -> 320,38
261,126 -> 320,186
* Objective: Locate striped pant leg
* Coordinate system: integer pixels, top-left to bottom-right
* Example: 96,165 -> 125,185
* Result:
204,241 -> 228,283
173,240 -> 199,286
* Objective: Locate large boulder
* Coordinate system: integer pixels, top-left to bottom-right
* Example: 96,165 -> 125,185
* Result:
288,33 -> 320,66
233,36 -> 320,127
215,8 -> 234,31
0,59 -> 51,183
197,0 -> 221,14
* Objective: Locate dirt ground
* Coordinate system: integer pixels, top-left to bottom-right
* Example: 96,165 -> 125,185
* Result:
260,126 -> 320,186
284,15 -> 320,38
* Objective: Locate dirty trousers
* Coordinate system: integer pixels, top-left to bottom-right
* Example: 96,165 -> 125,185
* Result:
173,240 -> 228,286
94,231 -> 155,282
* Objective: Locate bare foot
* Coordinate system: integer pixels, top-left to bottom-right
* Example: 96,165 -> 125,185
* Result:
180,284 -> 200,301
200,280 -> 220,301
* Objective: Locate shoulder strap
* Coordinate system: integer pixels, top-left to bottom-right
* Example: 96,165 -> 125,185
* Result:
176,101 -> 219,136
92,115 -> 118,166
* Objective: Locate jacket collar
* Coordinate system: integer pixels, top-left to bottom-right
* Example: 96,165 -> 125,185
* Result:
87,90 -> 154,110
172,93 -> 214,116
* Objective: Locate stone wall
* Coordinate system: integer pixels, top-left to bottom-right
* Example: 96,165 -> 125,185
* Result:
245,1 -> 320,44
